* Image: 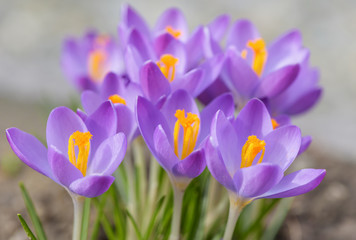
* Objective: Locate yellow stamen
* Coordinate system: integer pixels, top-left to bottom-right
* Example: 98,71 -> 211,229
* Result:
108,94 -> 126,105
173,109 -> 200,160
157,54 -> 179,82
67,131 -> 92,176
271,118 -> 279,130
246,38 -> 267,76
165,26 -> 181,39
88,49 -> 107,83
241,135 -> 266,168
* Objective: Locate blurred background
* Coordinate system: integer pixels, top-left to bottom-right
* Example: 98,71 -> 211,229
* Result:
0,0 -> 355,239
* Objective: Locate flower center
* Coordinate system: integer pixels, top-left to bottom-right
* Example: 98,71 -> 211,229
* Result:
157,54 -> 179,82
108,94 -> 126,105
173,109 -> 200,160
241,38 -> 267,77
68,131 -> 92,176
271,118 -> 279,130
165,26 -> 181,39
241,135 -> 266,168
88,36 -> 110,83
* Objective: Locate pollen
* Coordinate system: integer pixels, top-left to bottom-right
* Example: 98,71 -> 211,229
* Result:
108,94 -> 126,105
157,54 -> 179,82
88,49 -> 107,83
68,131 -> 92,176
241,135 -> 266,168
165,26 -> 181,39
173,109 -> 200,160
271,118 -> 279,130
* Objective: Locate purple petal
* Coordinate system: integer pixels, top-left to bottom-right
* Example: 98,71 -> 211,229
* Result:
198,93 -> 234,145
197,77 -> 229,105
153,125 -> 178,171
160,89 -> 199,133
46,107 -> 87,156
255,65 -> 300,98
265,30 -> 309,73
204,138 -> 235,191
222,48 -> 259,99
126,29 -> 153,61
273,115 -> 291,126
185,26 -> 205,69
81,90 -> 102,115
171,69 -> 203,96
210,111 -> 240,176
48,146 -> 82,187
203,27 -> 223,58
154,8 -> 188,41
234,98 -> 273,142
125,45 -> 143,83
100,72 -> 119,98
259,169 -> 326,198
89,133 -> 127,175
6,128 -> 53,179
136,96 -> 171,153
283,88 -> 322,115
172,149 -> 206,178
76,109 -> 88,122
263,125 -> 301,171
298,135 -> 312,155
233,163 -> 283,198
69,175 -> 115,198
115,105 -> 136,142
140,61 -> 171,103
208,14 -> 231,42
227,19 -> 260,51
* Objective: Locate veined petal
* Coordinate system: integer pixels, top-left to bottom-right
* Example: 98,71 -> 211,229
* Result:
46,107 -> 87,156
172,149 -> 206,178
205,139 -> 235,191
234,99 -> 273,143
263,125 -> 301,171
48,146 -> 82,187
153,125 -> 178,171
259,169 -> 326,198
69,175 -> 115,198
140,61 -> 171,103
88,133 -> 126,175
6,128 -> 53,179
233,163 -> 283,198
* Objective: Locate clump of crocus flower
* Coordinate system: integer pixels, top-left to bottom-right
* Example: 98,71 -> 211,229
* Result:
6,4 -> 325,240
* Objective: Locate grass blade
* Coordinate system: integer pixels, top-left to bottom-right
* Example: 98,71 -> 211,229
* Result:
144,196 -> 165,240
19,182 -> 47,240
18,214 -> 37,240
126,210 -> 143,240
80,198 -> 91,240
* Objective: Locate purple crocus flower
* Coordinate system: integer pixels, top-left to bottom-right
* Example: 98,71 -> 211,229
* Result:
136,89 -> 235,189
6,102 -> 127,198
119,5 -> 224,99
205,98 -> 325,202
81,72 -> 142,143
219,19 -> 321,114
61,30 -> 124,92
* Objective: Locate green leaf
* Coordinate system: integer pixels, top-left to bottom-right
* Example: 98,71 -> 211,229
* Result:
144,196 -> 165,240
126,210 -> 143,240
92,197 -> 116,240
19,183 -> 47,240
80,198 -> 91,240
18,214 -> 37,240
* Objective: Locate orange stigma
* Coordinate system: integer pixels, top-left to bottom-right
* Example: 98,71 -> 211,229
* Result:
68,131 -> 92,176
241,135 -> 266,168
165,26 -> 181,39
173,109 -> 200,160
157,54 -> 179,82
241,38 -> 267,76
271,118 -> 279,130
108,94 -> 126,105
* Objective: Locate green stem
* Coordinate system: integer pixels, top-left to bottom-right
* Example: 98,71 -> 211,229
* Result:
169,185 -> 184,240
70,194 -> 85,240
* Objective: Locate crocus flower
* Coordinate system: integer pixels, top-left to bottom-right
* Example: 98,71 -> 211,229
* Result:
61,30 -> 124,92
220,20 -> 321,112
81,72 -> 142,143
6,102 -> 127,198
205,98 -> 325,205
136,89 -> 235,189
120,5 -> 224,98
205,98 -> 325,239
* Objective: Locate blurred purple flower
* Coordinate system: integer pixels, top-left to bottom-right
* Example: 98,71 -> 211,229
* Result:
61,31 -> 124,92
136,89 -> 234,190
7,102 -> 127,198
205,98 -> 325,203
